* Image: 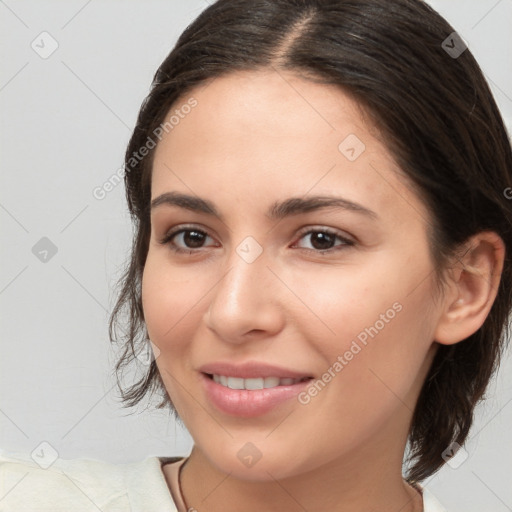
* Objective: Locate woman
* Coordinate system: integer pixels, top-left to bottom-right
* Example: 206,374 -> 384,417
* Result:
1,0 -> 510,510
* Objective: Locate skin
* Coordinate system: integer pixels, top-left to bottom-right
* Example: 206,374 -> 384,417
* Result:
141,69 -> 504,512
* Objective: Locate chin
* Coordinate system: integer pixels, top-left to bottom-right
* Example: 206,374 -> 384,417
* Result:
202,443 -> 311,483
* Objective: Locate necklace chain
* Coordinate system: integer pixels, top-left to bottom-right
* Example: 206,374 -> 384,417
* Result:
177,457 -> 190,511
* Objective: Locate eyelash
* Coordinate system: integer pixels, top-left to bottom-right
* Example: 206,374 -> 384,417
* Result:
158,225 -> 355,255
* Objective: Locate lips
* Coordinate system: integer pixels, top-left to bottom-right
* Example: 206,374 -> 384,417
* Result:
198,361 -> 313,380
201,373 -> 313,417
198,361 -> 315,417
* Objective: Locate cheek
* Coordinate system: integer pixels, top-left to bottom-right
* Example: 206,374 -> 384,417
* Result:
290,255 -> 435,420
141,253 -> 204,352
141,255 -> 208,413
275,255 -> 414,350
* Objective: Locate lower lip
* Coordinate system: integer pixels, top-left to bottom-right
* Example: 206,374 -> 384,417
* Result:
201,373 -> 313,418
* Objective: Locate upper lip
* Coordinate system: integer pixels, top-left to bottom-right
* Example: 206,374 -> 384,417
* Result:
199,361 -> 313,379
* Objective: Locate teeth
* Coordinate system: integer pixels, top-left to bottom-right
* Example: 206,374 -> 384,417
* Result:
211,374 -> 306,390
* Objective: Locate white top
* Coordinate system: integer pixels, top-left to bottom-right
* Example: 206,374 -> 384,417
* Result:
0,449 -> 448,511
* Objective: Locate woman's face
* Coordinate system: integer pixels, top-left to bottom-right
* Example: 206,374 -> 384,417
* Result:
142,69 -> 442,480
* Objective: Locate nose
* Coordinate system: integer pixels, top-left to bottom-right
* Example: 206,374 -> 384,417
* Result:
203,243 -> 285,344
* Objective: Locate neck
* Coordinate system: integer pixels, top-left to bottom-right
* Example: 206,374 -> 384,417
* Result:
178,441 -> 423,512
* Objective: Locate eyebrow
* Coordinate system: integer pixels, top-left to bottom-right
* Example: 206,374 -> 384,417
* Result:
150,191 -> 378,221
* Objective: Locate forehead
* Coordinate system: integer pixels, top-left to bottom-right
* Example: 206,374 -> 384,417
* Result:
150,69 -> 429,227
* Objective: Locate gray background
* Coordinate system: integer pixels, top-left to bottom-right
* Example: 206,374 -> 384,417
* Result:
1,1 -> 511,510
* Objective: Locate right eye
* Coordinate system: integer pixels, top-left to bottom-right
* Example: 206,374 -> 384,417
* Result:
159,226 -> 219,254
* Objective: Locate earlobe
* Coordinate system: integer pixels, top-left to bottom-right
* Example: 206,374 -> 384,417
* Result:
434,232 -> 505,346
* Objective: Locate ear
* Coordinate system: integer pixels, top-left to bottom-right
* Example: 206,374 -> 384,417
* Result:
434,231 -> 505,345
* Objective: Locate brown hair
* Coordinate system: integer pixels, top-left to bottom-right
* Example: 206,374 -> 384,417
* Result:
109,0 -> 512,483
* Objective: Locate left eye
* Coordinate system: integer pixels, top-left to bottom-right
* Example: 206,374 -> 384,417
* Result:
294,229 -> 354,252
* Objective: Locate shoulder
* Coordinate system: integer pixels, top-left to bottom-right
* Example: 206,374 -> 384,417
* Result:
0,449 -> 178,512
421,485 -> 449,512
0,449 -> 129,512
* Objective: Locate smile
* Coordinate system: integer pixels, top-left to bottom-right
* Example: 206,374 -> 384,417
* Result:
207,374 -> 311,390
